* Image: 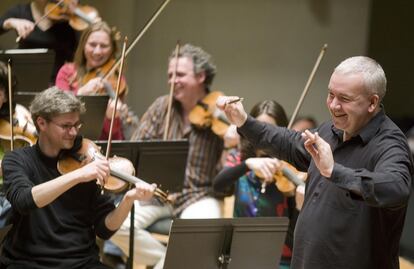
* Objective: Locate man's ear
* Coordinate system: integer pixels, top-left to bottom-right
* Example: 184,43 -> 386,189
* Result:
36,117 -> 47,132
368,94 -> 380,113
196,71 -> 206,84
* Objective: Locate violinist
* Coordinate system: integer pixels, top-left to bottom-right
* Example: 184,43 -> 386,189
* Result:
217,56 -> 413,269
0,61 -> 36,179
213,100 -> 298,268
0,0 -> 79,82
55,21 -> 137,140
111,43 -> 224,269
0,87 -> 156,269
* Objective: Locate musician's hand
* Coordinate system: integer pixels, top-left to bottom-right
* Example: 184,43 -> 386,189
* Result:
4,18 -> 35,39
126,182 -> 156,201
67,0 -> 79,11
77,158 -> 110,186
223,124 -> 240,149
106,99 -> 128,120
216,96 -> 248,127
77,77 -> 104,95
301,130 -> 334,177
295,184 -> 305,210
246,157 -> 280,184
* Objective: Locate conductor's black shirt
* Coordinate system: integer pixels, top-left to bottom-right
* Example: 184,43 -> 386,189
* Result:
238,109 -> 413,269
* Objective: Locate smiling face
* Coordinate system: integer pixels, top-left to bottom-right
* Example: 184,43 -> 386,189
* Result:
327,72 -> 379,140
84,30 -> 113,69
37,112 -> 81,155
168,56 -> 206,108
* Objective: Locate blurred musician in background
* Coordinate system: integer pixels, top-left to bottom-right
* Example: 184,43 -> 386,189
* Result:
55,21 -> 138,140
0,61 -> 36,179
0,0 -> 80,82
111,43 -> 224,269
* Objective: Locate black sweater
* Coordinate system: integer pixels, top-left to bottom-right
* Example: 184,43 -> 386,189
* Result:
1,143 -> 115,269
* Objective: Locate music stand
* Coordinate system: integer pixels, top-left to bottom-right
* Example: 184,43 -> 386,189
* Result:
13,91 -> 36,109
78,95 -> 109,140
163,217 -> 289,269
0,49 -> 55,92
135,139 -> 188,192
95,140 -> 189,269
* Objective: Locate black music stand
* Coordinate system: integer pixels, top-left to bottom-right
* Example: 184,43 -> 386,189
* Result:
134,139 -> 188,192
0,49 -> 54,91
96,140 -> 189,269
78,95 -> 109,140
163,217 -> 289,269
14,93 -> 108,141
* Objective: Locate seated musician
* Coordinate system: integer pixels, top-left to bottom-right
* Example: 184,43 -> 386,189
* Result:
0,0 -> 80,82
0,87 -> 155,269
214,100 -> 301,268
0,61 -> 36,179
55,21 -> 138,140
111,43 -> 224,269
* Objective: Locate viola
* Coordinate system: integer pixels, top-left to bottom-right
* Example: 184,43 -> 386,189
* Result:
57,138 -> 169,203
189,91 -> 230,137
255,160 -> 307,197
45,0 -> 100,31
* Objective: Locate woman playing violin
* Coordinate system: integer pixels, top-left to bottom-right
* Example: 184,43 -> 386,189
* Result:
56,21 -> 134,140
213,100 -> 299,269
0,0 -> 79,82
0,87 -> 155,269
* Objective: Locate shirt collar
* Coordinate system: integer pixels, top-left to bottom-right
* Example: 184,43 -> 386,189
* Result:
331,105 -> 386,144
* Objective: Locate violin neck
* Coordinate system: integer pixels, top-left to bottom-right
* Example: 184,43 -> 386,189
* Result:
110,168 -> 143,185
281,167 -> 305,186
73,8 -> 94,24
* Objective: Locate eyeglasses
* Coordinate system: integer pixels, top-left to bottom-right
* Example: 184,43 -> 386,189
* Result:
49,120 -> 83,132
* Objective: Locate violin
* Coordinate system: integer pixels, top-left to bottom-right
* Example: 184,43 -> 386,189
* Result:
255,160 -> 307,197
45,0 -> 100,31
189,91 -> 230,137
81,58 -> 128,98
57,138 -> 169,203
0,105 -> 37,148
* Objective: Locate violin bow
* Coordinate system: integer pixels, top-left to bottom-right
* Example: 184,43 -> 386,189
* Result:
16,0 -> 65,43
287,43 -> 328,129
163,41 -> 180,140
7,59 -> 14,150
262,44 -> 327,194
103,0 -> 172,81
105,37 -> 128,160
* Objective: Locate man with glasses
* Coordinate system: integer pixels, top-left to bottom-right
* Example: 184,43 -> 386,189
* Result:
0,87 -> 156,269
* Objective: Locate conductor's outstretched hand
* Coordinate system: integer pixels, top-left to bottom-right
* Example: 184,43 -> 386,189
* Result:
216,96 -> 248,127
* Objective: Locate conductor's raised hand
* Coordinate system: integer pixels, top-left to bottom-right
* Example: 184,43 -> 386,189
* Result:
216,96 -> 248,127
301,130 -> 334,178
